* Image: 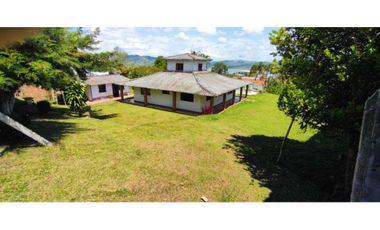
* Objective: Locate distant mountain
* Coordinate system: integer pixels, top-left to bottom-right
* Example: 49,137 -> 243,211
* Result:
126,55 -> 156,66
125,54 -> 269,70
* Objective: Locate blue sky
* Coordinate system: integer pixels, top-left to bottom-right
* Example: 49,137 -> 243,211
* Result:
89,27 -> 278,61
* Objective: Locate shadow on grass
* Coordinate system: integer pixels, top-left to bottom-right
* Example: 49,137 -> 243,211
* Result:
1,106 -> 90,151
90,109 -> 118,120
225,133 -> 347,201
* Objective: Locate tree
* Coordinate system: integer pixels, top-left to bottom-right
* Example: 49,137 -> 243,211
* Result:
249,62 -> 269,79
65,81 -> 88,116
120,65 -> 161,79
211,62 -> 228,75
190,50 -> 210,58
270,27 -> 380,195
0,28 -> 122,115
154,56 -> 167,71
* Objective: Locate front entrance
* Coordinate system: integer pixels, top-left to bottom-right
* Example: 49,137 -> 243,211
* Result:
112,84 -> 120,97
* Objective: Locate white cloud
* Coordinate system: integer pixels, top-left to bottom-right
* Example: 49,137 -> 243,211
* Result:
242,27 -> 264,34
196,27 -> 217,35
176,32 -> 190,40
217,36 -> 227,43
92,27 -> 275,62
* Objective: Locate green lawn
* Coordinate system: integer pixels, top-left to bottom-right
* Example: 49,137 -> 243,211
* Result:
0,93 -> 343,201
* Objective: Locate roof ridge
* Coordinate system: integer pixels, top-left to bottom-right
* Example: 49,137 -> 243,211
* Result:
192,73 -> 216,96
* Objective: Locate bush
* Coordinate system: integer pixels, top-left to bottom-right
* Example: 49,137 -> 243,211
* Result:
65,81 -> 88,116
36,100 -> 51,114
265,78 -> 284,95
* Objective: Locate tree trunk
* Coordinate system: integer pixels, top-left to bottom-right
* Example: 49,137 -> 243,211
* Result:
276,116 -> 295,164
0,90 -> 16,115
61,90 -> 66,105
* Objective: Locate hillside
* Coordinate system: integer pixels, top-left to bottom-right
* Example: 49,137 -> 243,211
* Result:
126,55 -> 156,66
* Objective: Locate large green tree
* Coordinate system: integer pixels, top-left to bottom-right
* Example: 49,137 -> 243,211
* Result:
211,62 -> 228,75
270,28 -> 380,195
153,56 -> 167,71
0,28 -> 123,115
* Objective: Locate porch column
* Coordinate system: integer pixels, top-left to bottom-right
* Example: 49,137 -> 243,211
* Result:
210,96 -> 214,114
223,93 -> 227,110
120,85 -> 124,100
144,88 -> 147,106
172,92 -> 176,111
245,85 -> 249,98
232,90 -> 236,104
239,87 -> 243,101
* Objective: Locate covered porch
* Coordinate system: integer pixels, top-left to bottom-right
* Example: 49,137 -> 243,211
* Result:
126,85 -> 249,115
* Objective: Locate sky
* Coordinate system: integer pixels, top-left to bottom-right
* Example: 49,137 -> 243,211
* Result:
88,27 -> 278,61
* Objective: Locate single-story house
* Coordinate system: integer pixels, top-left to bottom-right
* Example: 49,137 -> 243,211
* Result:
126,53 -> 251,114
84,74 -> 130,101
241,77 -> 266,95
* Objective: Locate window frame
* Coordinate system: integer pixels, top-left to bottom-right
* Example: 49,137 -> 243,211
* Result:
180,93 -> 194,102
140,88 -> 151,96
198,63 -> 203,71
98,84 -> 106,93
176,63 -> 184,72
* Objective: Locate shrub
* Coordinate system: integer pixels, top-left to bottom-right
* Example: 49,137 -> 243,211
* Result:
65,81 -> 88,116
265,78 -> 284,95
36,100 -> 51,114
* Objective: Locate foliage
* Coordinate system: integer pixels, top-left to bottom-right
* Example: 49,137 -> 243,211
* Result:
153,56 -> 167,71
120,65 -> 161,79
36,100 -> 51,114
190,50 -> 210,58
249,62 -> 270,79
270,27 -> 380,135
270,27 -> 380,194
265,78 -> 284,95
65,81 -> 88,116
0,28 -> 125,114
211,62 -> 228,75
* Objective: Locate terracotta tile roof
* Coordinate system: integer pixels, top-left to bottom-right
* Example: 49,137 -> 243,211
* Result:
241,77 -> 266,86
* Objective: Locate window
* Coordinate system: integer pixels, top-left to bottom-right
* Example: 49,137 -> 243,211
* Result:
198,63 -> 203,71
162,90 -> 170,95
98,84 -> 106,93
180,93 -> 194,102
140,88 -> 150,95
206,96 -> 212,101
176,63 -> 184,71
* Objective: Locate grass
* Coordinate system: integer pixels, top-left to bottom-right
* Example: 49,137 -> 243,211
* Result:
0,93 -> 344,201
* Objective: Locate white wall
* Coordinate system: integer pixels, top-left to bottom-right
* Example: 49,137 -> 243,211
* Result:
133,87 -> 235,113
167,60 -> 209,72
134,87 -> 206,112
86,84 -> 130,100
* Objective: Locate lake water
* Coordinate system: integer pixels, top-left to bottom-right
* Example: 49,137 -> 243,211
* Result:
227,68 -> 250,74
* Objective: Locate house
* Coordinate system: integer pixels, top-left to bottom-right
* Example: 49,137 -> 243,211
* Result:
241,77 -> 266,95
84,73 -> 130,101
126,53 -> 251,114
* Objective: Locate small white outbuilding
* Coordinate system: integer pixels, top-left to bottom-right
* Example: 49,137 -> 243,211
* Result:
84,74 -> 130,101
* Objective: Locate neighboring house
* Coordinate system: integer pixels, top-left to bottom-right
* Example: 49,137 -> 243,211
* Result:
84,74 -> 130,101
126,53 -> 251,114
241,77 -> 266,91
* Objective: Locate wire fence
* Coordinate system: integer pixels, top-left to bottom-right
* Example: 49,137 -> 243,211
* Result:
351,89 -> 380,201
